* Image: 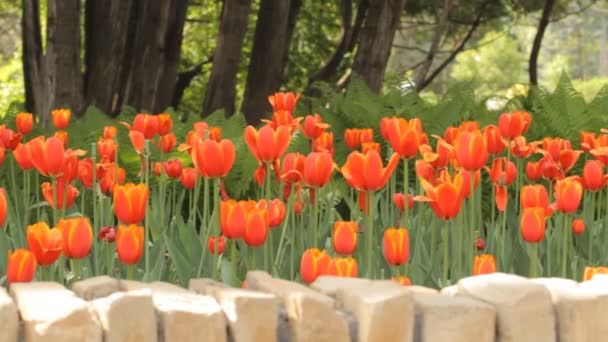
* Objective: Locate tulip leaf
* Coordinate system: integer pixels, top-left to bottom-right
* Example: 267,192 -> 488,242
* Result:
164,233 -> 191,286
149,240 -> 166,281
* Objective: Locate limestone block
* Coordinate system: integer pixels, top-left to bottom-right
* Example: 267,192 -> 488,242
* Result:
72,276 -> 120,300
450,273 -> 555,342
10,282 -> 101,342
439,285 -> 459,296
310,276 -> 370,297
533,278 -> 601,342
408,286 -> 439,294
154,293 -> 226,342
119,280 -> 191,294
209,286 -> 279,342
91,289 -> 157,342
188,278 -> 229,295
335,281 -> 414,342
0,287 -> 18,342
413,293 -> 495,342
578,278 -> 608,338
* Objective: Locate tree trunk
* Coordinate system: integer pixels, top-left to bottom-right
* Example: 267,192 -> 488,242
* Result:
22,0 -> 45,123
351,0 -> 405,93
202,0 -> 252,117
529,0 -> 556,85
241,0 -> 295,125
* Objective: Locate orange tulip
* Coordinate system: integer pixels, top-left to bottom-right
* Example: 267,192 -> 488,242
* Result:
156,113 -> 172,135
97,138 -> 116,163
163,159 -> 183,179
303,152 -> 335,188
555,177 -> 583,214
129,113 -> 158,139
244,125 -> 290,163
341,150 -> 399,191
16,112 -> 34,135
361,142 -> 381,154
583,266 -> 608,281
41,178 -> 79,209
7,249 -> 37,283
0,126 -> 22,150
220,200 -> 247,238
327,257 -> 358,278
56,217 -> 93,259
453,130 -> 489,171
443,125 -> 459,144
51,109 -> 71,129
486,158 -> 516,186
29,136 -> 66,177
98,163 -> 126,194
26,222 -> 63,266
572,218 -> 585,235
300,248 -> 330,284
191,138 -> 235,178
103,126 -> 117,139
526,161 -> 542,182
383,228 -> 409,266
393,192 -> 414,212
415,175 -> 464,220
332,221 -> 358,255
520,185 -> 549,210
0,188 -> 6,227
13,142 -> 35,170
520,207 -> 546,243
157,133 -> 176,153
473,254 -> 497,275
582,160 -> 606,192
344,129 -> 362,149
268,92 -> 300,114
244,207 -> 269,247
300,114 -> 329,139
498,111 -> 531,139
313,132 -> 334,156
129,131 -> 145,155
391,276 -> 412,286
116,224 -> 144,265
386,117 -> 427,159
280,152 -> 305,183
264,110 -> 301,134
207,235 -> 225,255
113,183 -> 149,224
264,199 -> 286,228
53,131 -> 68,148
484,125 -> 507,155
180,167 -> 197,189
510,136 -> 537,159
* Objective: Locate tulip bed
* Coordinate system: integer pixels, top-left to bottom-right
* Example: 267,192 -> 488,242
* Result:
0,93 -> 607,288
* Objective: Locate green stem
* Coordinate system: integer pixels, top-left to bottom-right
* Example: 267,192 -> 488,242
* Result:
365,191 -> 375,279
127,265 -> 135,280
468,170 -> 475,275
231,239 -> 237,286
529,243 -> 538,278
212,178 -> 220,280
561,214 -> 569,278
442,221 -> 450,286
402,159 -> 409,227
312,188 -> 318,247
143,140 -> 150,280
71,258 -> 80,281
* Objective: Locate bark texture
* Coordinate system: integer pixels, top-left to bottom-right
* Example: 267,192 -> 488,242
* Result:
529,0 -> 556,85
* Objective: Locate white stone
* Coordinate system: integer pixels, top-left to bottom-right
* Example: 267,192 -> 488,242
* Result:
310,276 -> 370,297
0,287 -> 18,342
72,276 -> 120,300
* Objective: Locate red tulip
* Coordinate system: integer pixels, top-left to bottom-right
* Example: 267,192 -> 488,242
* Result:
97,138 -> 117,163
157,133 -> 176,153
207,235 -> 226,255
243,207 -> 269,247
453,130 -> 489,171
313,132 -> 334,156
220,200 -> 247,238
582,160 -> 606,191
300,114 -> 329,139
129,113 -> 158,139
476,237 -> 485,250
280,153 -> 305,184
303,152 -> 335,188
498,111 -> 531,139
386,118 -> 427,159
393,192 -> 414,212
520,185 -> 550,210
484,125 -> 506,154
572,218 -> 585,235
163,159 -> 183,179
13,142 -> 35,170
244,125 -> 290,163
41,178 -> 79,209
180,168 -> 197,189
555,177 -> 583,214
415,174 -> 464,220
268,92 -> 300,114
103,126 -> 117,139
156,113 -> 173,136
300,248 -> 330,284
510,136 -> 537,159
332,221 -> 358,255
16,112 -> 34,135
191,138 -> 236,178
526,161 -> 542,182
99,226 -> 117,243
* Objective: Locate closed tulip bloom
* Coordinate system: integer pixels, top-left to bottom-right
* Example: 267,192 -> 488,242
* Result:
26,222 -> 63,266
383,228 -> 409,266
97,138 -> 116,163
51,109 -> 71,129
526,161 -> 542,182
476,237 -> 485,250
498,111 -> 531,139
572,218 -> 585,235
415,176 -> 464,220
116,224 -> 145,265
0,188 -> 6,227
7,249 -> 37,283
103,126 -> 117,139
332,221 -> 358,255
555,177 -> 583,214
303,152 -> 335,188
361,142 -> 381,154
0,127 -> 22,151
99,226 -> 117,243
473,254 -> 497,275
387,117 -> 427,158
113,183 -> 149,224
268,92 -> 300,114
157,133 -> 176,153
341,150 -> 400,191
453,130 -> 489,171
393,192 -> 414,212
41,178 -> 79,209
220,200 -> 247,238
521,207 -> 547,243
583,266 -> 608,281
486,158 -> 517,186
359,129 -> 374,145
280,152 -> 305,183
265,199 -> 286,228
327,257 -> 358,278
16,112 -> 34,135
207,235 -> 225,255
244,208 -> 269,247
156,113 -> 172,135
56,217 -> 93,259
130,113 -> 158,139
313,132 -> 334,156
98,163 -> 126,194
520,185 -> 549,210
180,167 -> 197,189
344,129 -> 362,149
301,114 -> 329,139
13,142 -> 35,170
582,160 -> 606,191
54,131 -> 68,147
300,248 -> 330,284
244,125 -> 290,163
484,125 -> 506,154
163,159 -> 183,179
391,276 -> 412,286
191,138 -> 236,178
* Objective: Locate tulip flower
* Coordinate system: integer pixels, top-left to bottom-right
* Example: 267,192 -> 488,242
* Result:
103,126 -> 117,139
29,136 -> 66,177
383,228 -> 409,266
243,207 -> 269,247
268,92 -> 300,114
415,175 -> 464,220
341,150 -> 399,192
332,221 -> 358,255
572,218 -> 585,235
191,138 -> 236,178
393,193 -> 414,212
484,125 -> 507,154
51,109 -> 71,129
220,200 -> 247,238
56,217 -> 93,259
264,199 -> 286,228
98,163 -> 126,194
486,158 -> 517,211
555,177 -> 583,214
163,159 -> 183,179
0,126 -> 21,151
303,152 -> 335,188
498,111 -> 531,139
41,178 -> 79,209
344,129 -> 362,149
510,136 -> 537,159
0,188 -> 6,227
180,167 -> 197,189
113,183 -> 149,224
97,138 -> 117,163
26,222 -> 63,266
280,152 -> 305,184
300,248 -> 331,284
327,257 -> 358,278
582,160 -> 607,192
476,237 -> 485,250
264,110 -> 301,134
386,117 -> 427,159
312,132 -> 334,156
16,112 -> 34,135
207,235 -> 225,255
99,226 -> 117,243
453,130 -> 489,171
583,266 -> 608,281
391,276 -> 412,286
156,113 -> 173,135
157,133 -> 176,153
116,224 -> 145,265
526,161 -> 542,182
520,185 -> 550,211
300,114 -> 329,139
13,142 -> 35,170
520,207 -> 546,243
473,254 -> 496,275
123,113 -> 158,139
54,131 -> 68,147
7,249 -> 37,283
244,125 -> 290,163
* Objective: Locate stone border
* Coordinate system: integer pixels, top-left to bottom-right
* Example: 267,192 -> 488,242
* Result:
1,272 -> 608,341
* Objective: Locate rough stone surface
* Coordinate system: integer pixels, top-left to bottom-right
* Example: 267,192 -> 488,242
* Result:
154,293 -> 226,342
188,278 -> 229,295
449,273 -> 555,342
439,285 -> 459,296
335,281 -> 414,342
72,276 -> 120,300
533,278 -> 601,342
310,276 -> 370,297
577,278 -> 608,338
246,271 -> 350,342
0,287 -> 18,342
91,289 -> 157,342
10,282 -> 101,342
119,280 -> 191,294
408,286 -> 439,294
209,286 -> 279,342
413,292 -> 495,342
